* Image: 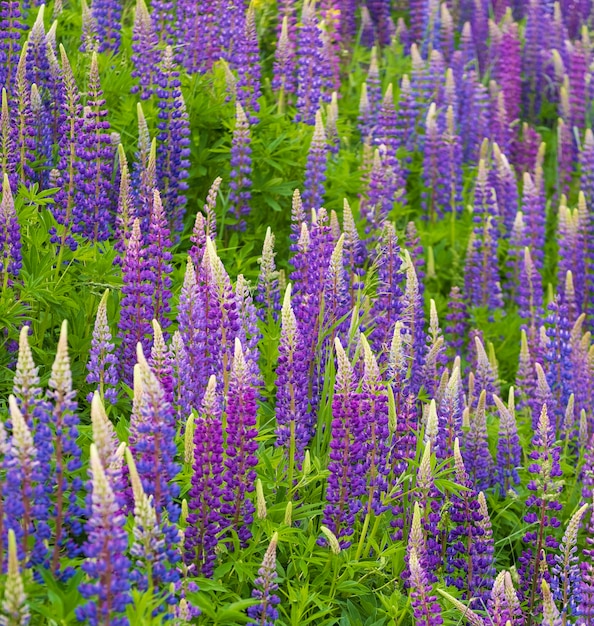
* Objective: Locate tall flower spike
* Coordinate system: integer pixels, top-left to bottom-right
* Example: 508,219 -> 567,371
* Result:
493,390 -> 522,493
256,227 -> 280,322
130,0 -> 158,98
90,0 -> 122,52
247,533 -> 281,626
13,326 -> 41,425
229,102 -> 252,230
76,446 -> 130,625
408,548 -> 444,626
1,529 -> 29,625
463,389 -> 494,491
295,0 -> 324,124
0,173 -> 22,283
86,290 -> 118,404
234,5 -> 262,120
273,15 -> 296,105
302,109 -> 327,212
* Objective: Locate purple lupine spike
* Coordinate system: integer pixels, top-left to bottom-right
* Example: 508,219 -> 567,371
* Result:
366,47 -> 381,120
522,0 -> 548,119
422,300 -> 446,399
474,491 -> 496,604
169,331 -> 193,424
579,489 -> 594,620
76,445 -> 131,625
0,172 -> 22,282
558,204 -> 585,313
496,20 -> 521,128
5,395 -> 37,564
295,0 -> 324,124
247,533 -> 280,626
422,103 -> 440,222
114,144 -> 135,262
491,143 -> 519,235
124,448 -> 178,609
90,0 -> 122,53
342,198 -> 365,306
444,286 -> 467,356
130,0 -> 158,98
275,284 -> 312,463
147,189 -> 173,333
568,41 -> 587,132
358,83 -> 373,140
30,82 -> 52,187
437,365 -> 463,458
580,128 -> 594,207
395,74 -> 416,155
229,102 -> 252,230
185,375 -> 224,577
367,222 -> 403,354
118,219 -> 154,386
322,234 -> 349,341
155,46 -> 191,234
234,6 -> 261,120
302,109 -> 327,212
0,0 -> 27,89
462,389 -> 494,491
73,52 -> 115,242
522,162 -> 547,271
322,338 -> 365,549
488,85 -> 512,157
80,0 -> 99,52
325,92 -> 339,155
149,320 -> 173,403
256,227 -> 280,322
493,389 -> 522,493
12,42 -> 34,186
438,105 -> 463,216
439,4 -> 454,61
0,89 -> 18,194
273,15 -> 296,106
409,0 -> 428,43
235,274 -> 261,385
487,570 -> 523,626
189,176 -> 221,269
472,335 -> 499,403
129,343 -> 181,526
221,338 -> 259,546
86,289 -> 118,404
464,160 -> 503,310
360,147 -> 398,232
132,108 -> 156,231
359,334 -> 390,517
47,321 -> 84,574
459,70 -> 488,164
445,438 -> 492,602
90,392 -> 124,487
518,404 -> 563,618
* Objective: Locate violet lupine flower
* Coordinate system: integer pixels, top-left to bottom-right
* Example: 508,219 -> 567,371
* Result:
47,321 -> 84,573
185,375 -> 224,577
272,16 -> 296,104
256,227 -> 280,322
169,331 -> 193,424
295,0 -> 324,125
444,286 -> 467,356
445,439 -> 493,603
568,41 -> 587,132
408,548 -> 443,626
459,71 -> 489,164
234,6 -> 261,120
132,107 -> 156,230
114,144 -> 135,263
487,570 -> 523,626
579,492 -> 594,621
463,389 -> 494,491
558,203 -> 585,313
73,53 -> 115,242
302,109 -> 327,212
12,42 -> 35,187
437,366 -> 463,459
229,102 -> 252,230
76,445 -> 131,626
2,528 -> 29,625
155,46 -> 191,234
422,103 -> 440,222
358,83 -> 373,140
395,74 -> 416,155
189,176 -> 220,269
149,320 -> 173,403
488,87 -> 512,158
322,338 -> 365,549
471,335 -> 500,404
247,533 -> 281,626
0,89 -> 18,194
522,169 -> 547,270
422,300 -> 446,399
580,128 -> 594,207
518,404 -> 564,617
147,189 -> 173,333
0,0 -> 27,89
86,289 -> 118,404
342,198 -> 366,306
493,389 -> 522,494
359,148 -> 397,233
275,284 -> 312,462
221,338 -> 259,546
130,0 -> 158,99
90,0 -> 122,53
490,144 -> 519,236
367,223 -> 403,354
0,173 -> 22,282
80,0 -> 99,52
128,344 -> 181,525
118,219 -> 154,386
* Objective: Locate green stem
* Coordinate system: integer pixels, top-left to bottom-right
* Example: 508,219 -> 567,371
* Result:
288,419 -> 296,495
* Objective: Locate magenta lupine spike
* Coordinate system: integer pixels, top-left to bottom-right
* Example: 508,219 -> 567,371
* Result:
495,20 -> 521,129
147,189 -> 173,333
295,0 -> 324,124
75,445 -> 131,624
302,110 -> 327,212
234,6 -> 261,120
273,15 -> 296,104
221,338 -> 259,546
463,390 -> 494,491
493,390 -> 522,493
186,375 -> 224,577
47,321 -> 84,573
73,53 -> 115,242
518,404 -> 563,619
130,0 -> 158,99
322,338 -> 365,549
155,46 -> 191,234
86,290 -> 118,404
229,102 -> 252,230
247,533 -> 281,626
118,219 -> 155,386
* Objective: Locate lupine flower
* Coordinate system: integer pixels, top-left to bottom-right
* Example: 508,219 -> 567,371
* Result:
114,145 -> 134,262
234,6 -> 261,120
12,43 -> 34,186
90,392 -> 124,495
169,331 -> 193,425
229,102 -> 252,229
493,389 -> 522,493
247,533 -> 281,626
1,529 -> 29,626
118,219 -> 154,386
487,570 -> 523,626
90,0 -> 122,52
221,338 -> 259,546
0,0 -> 27,89
444,286 -> 467,355
463,389 -> 494,491
86,290 -> 118,404
272,15 -> 296,104
295,0 -> 324,124
76,445 -> 131,625
0,173 -> 21,283
408,548 -> 443,626
130,0 -> 158,98
132,104 -> 156,229
302,109 -> 327,212
256,227 -> 280,322
518,404 -> 564,617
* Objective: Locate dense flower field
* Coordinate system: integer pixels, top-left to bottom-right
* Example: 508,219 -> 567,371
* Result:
0,0 -> 593,623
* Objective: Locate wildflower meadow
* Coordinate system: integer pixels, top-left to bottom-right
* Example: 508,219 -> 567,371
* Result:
0,0 -> 592,624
